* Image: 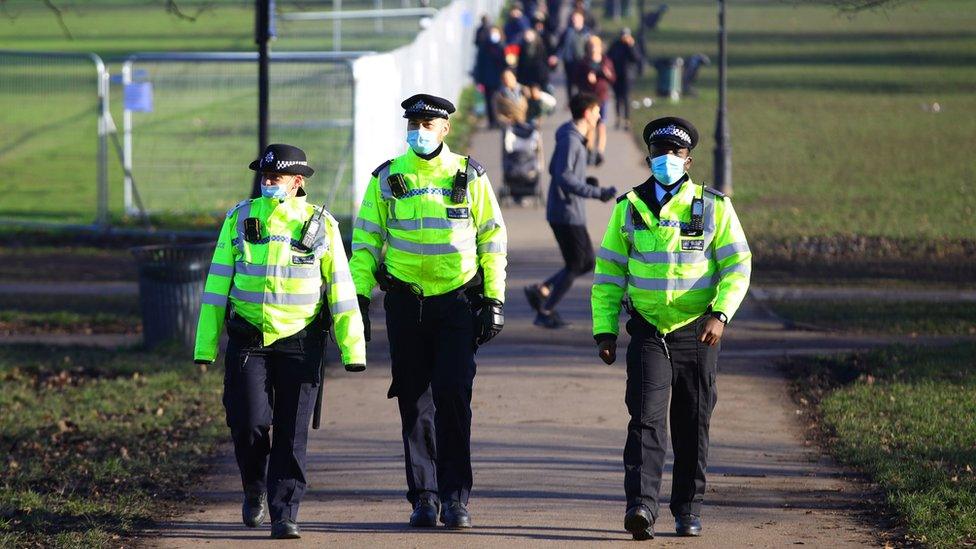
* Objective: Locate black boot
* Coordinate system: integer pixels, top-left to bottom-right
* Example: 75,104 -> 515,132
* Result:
624,504 -> 654,540
440,501 -> 472,529
241,488 -> 267,528
409,494 -> 440,527
675,513 -> 702,536
270,519 -> 301,539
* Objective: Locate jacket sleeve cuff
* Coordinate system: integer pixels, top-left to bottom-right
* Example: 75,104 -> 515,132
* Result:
194,359 -> 215,365
594,333 -> 617,344
344,363 -> 366,372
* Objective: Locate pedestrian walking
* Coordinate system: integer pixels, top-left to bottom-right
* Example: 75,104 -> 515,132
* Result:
553,9 -> 591,105
590,117 -> 752,540
350,94 -> 508,529
607,28 -> 643,130
524,93 -> 616,329
474,27 -> 507,128
571,35 -> 615,165
194,144 -> 367,540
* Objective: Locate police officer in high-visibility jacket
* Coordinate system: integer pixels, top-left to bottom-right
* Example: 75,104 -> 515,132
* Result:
350,94 -> 507,529
590,118 -> 750,541
194,144 -> 366,540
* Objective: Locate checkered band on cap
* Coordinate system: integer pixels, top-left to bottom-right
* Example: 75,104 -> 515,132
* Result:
275,160 -> 308,170
408,100 -> 449,116
650,124 -> 691,145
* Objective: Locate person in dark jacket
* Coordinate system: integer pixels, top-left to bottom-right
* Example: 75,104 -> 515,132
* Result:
553,10 -> 591,104
503,3 -> 531,45
524,93 -> 616,329
517,28 -> 551,92
606,28 -> 643,130
571,35 -> 615,166
474,14 -> 493,47
474,26 -> 507,128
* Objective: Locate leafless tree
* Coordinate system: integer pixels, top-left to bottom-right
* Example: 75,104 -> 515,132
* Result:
0,0 -> 217,39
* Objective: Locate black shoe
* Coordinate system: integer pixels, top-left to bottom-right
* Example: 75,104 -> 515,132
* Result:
595,152 -> 605,166
534,310 -> 571,329
409,495 -> 440,527
440,501 -> 472,528
675,513 -> 702,536
523,284 -> 544,313
241,489 -> 267,528
270,519 -> 301,539
624,504 -> 654,541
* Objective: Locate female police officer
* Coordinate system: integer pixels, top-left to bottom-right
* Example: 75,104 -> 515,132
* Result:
194,143 -> 366,539
591,118 -> 751,540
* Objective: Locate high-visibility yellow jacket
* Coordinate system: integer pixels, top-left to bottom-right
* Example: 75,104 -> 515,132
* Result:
591,179 -> 751,338
194,191 -> 366,368
350,144 -> 508,301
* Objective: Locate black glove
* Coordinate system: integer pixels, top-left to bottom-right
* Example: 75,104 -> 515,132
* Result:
599,186 -> 617,202
475,298 -> 504,346
358,294 -> 371,342
585,176 -> 600,187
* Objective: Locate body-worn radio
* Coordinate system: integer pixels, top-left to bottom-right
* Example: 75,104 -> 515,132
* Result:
681,195 -> 704,237
451,169 -> 468,204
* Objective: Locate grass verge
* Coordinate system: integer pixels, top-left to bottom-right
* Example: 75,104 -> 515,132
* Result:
0,294 -> 141,335
767,299 -> 976,336
0,344 -> 224,547
785,343 -> 976,548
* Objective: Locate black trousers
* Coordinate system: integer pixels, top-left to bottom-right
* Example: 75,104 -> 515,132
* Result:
223,314 -> 325,523
623,313 -> 719,520
543,223 -> 595,311
384,288 -> 477,506
613,81 -> 632,123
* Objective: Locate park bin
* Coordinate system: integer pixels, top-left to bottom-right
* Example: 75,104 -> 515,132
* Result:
131,242 -> 215,350
654,57 -> 685,101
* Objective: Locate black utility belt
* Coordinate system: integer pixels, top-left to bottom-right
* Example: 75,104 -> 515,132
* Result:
376,264 -> 483,300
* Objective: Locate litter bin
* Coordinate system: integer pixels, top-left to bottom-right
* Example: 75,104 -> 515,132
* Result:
654,57 -> 684,101
131,242 -> 215,350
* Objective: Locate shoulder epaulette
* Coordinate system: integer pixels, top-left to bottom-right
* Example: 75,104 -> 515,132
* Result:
616,194 -> 628,203
467,157 -> 487,177
371,159 -> 393,178
226,198 -> 250,218
703,187 -> 727,198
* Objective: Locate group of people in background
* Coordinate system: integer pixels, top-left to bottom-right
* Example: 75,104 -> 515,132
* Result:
473,1 -> 643,165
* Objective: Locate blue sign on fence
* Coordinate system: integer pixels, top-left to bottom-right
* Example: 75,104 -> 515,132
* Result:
124,82 -> 154,112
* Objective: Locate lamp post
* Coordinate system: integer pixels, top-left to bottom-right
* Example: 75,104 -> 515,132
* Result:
252,0 -> 272,198
712,0 -> 731,194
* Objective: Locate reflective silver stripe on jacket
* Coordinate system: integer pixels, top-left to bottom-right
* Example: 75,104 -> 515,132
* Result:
208,263 -> 234,277
354,217 -> 384,235
378,164 -> 393,199
628,274 -> 717,292
330,270 -> 354,284
598,246 -> 629,266
234,262 -> 320,279
478,219 -> 503,234
719,263 -> 751,278
388,217 -> 470,231
329,298 -> 358,315
478,241 -> 506,254
352,241 -> 382,262
230,287 -> 321,306
235,201 -> 252,251
630,250 -> 710,265
201,292 -> 228,307
715,241 -> 750,261
387,235 -> 476,255
594,273 -> 627,288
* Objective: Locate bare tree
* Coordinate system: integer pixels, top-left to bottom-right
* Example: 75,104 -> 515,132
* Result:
0,0 -> 216,39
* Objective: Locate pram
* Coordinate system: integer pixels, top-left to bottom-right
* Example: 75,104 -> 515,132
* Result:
499,122 -> 545,206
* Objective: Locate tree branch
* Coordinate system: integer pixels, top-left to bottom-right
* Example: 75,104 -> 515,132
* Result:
42,0 -> 73,40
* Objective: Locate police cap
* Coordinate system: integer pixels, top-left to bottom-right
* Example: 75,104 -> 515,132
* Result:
248,143 -> 315,177
642,117 -> 699,150
402,93 -> 456,120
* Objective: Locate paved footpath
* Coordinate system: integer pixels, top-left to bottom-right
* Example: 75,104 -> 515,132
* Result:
144,111 -> 880,547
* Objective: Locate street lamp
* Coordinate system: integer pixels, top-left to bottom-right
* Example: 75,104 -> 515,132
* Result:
712,0 -> 731,194
252,0 -> 272,198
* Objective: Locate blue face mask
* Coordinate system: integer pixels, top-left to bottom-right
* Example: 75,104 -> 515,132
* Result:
648,154 -> 687,185
407,128 -> 441,156
261,184 -> 290,200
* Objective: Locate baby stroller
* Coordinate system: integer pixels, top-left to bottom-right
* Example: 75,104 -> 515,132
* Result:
499,122 -> 545,206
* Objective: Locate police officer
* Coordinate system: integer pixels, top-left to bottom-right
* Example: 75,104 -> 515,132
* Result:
194,144 -> 366,540
350,94 -> 507,529
590,118 -> 751,540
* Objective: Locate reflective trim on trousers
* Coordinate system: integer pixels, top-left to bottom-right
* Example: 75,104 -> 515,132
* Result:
230,287 -> 321,306
387,235 -> 476,255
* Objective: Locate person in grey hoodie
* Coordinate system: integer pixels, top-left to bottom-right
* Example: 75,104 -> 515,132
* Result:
525,92 -> 616,328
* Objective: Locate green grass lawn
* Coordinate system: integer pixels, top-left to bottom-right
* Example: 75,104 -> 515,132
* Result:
0,344 -> 223,546
0,294 -> 141,334
767,298 -> 976,335
788,343 -> 976,548
604,0 -> 976,240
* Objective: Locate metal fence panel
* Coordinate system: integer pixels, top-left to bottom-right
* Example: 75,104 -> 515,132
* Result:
0,50 -> 108,226
123,52 -> 364,221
